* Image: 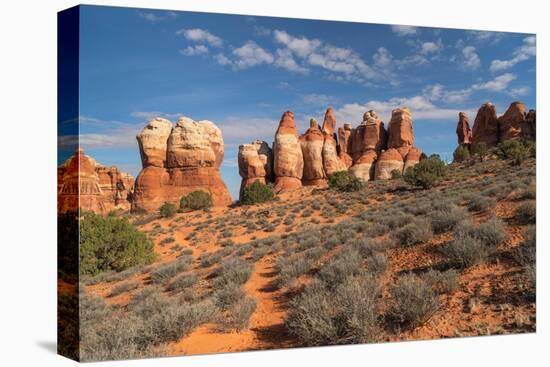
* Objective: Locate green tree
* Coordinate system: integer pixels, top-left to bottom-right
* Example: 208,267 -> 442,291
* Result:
328,171 -> 363,192
471,142 -> 487,162
241,180 -> 275,205
79,212 -> 155,276
180,190 -> 213,211
453,145 -> 470,163
404,155 -> 447,189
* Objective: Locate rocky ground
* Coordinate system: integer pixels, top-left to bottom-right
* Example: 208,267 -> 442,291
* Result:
76,153 -> 535,359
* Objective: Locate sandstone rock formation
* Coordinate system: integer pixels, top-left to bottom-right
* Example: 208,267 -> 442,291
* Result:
374,148 -> 404,180
133,116 -> 232,212
321,108 -> 347,176
238,140 -> 273,197
387,108 -> 414,149
498,101 -> 530,141
460,101 -> 536,150
456,112 -> 472,146
349,150 -> 377,181
300,118 -> 326,186
472,103 -> 499,147
58,149 -> 134,215
337,123 -> 353,168
273,111 -> 304,192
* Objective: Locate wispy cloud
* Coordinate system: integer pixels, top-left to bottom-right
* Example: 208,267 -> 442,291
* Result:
490,36 -> 536,72
391,25 -> 418,36
176,28 -> 223,47
138,11 -> 177,23
180,45 -> 209,56
232,41 -> 274,69
300,93 -> 338,106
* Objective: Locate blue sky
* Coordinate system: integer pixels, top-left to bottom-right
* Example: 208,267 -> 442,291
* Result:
63,5 -> 536,200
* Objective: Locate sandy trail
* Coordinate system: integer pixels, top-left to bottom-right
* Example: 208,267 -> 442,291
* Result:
169,255 -> 293,356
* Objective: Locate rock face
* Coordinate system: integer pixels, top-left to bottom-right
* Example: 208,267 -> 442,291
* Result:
238,140 -> 273,197
349,150 -> 377,181
58,149 -> 134,215
472,103 -> 499,147
321,108 -> 347,176
374,148 -> 404,180
498,101 -> 530,141
462,101 -> 536,149
337,123 -> 353,168
133,116 -> 232,212
456,112 -> 472,146
387,108 -> 414,149
300,118 -> 327,186
273,111 -> 304,192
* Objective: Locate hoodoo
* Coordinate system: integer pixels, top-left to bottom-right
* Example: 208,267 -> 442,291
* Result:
133,116 -> 232,212
273,111 -> 304,192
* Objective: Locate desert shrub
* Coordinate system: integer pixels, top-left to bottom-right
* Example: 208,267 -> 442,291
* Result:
498,139 -> 534,165
476,217 -> 507,247
287,275 -> 380,346
404,155 -> 447,189
159,202 -> 177,218
318,249 -> 363,286
166,273 -> 198,292
467,195 -> 496,212
80,212 -> 155,276
391,169 -> 402,179
213,282 -> 245,310
514,226 -> 536,267
392,219 -> 433,247
328,171 -> 363,192
180,191 -> 213,211
108,281 -> 139,297
241,180 -> 275,205
159,236 -> 175,246
471,142 -> 487,162
429,205 -> 467,234
516,200 -> 536,224
439,221 -> 497,268
150,256 -> 193,284
453,145 -> 471,163
422,269 -> 459,294
213,257 -> 253,289
228,297 -> 257,330
389,274 -> 440,329
276,255 -> 314,286
366,252 -> 388,275
199,251 -> 223,268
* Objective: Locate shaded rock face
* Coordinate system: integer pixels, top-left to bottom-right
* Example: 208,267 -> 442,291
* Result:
58,149 -> 134,215
338,123 -> 353,168
321,108 -> 347,176
349,150 -> 377,181
456,112 -> 472,146
472,103 -> 499,147
465,101 -> 536,149
134,117 -> 232,212
498,101 -> 530,141
238,140 -> 273,197
273,111 -> 304,191
351,111 -> 387,159
387,108 -> 414,149
300,119 -> 327,186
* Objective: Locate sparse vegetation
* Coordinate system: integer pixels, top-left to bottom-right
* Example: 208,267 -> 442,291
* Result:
328,171 -> 363,192
241,180 -> 275,205
453,145 -> 470,163
159,202 -> 177,218
180,191 -> 213,211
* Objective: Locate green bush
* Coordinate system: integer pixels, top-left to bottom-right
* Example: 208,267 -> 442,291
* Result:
79,212 -> 156,276
328,171 -> 363,192
241,180 -> 275,205
180,191 -> 213,211
390,169 -> 402,179
516,200 -> 536,224
404,155 -> 447,189
453,145 -> 471,163
498,139 -> 535,166
159,202 -> 177,218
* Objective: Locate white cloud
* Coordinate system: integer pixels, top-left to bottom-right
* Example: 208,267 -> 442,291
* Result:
138,11 -> 177,23
461,46 -> 481,70
218,117 -> 279,145
273,30 -> 321,58
473,73 -> 516,91
420,41 -> 441,55
180,45 -> 209,56
300,94 -> 338,106
467,30 -> 506,44
509,86 -> 530,97
391,25 -> 418,36
130,111 -> 183,120
214,53 -> 232,66
76,116 -> 142,149
232,41 -> 274,69
333,95 -> 466,124
176,28 -> 223,47
274,48 -> 308,74
490,36 -> 536,72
